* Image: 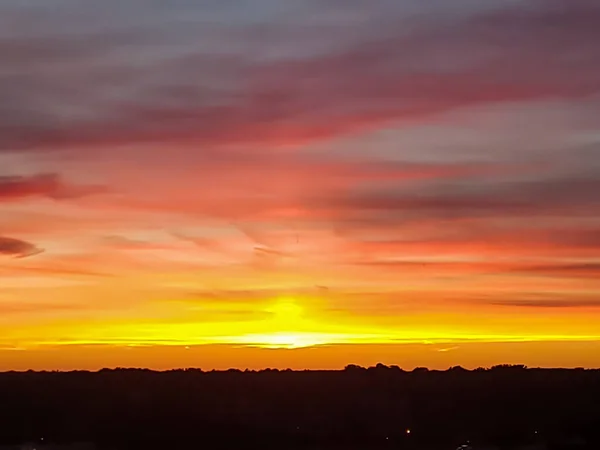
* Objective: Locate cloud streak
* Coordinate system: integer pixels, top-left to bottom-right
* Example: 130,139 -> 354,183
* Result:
0,237 -> 44,258
0,173 -> 106,202
488,299 -> 600,309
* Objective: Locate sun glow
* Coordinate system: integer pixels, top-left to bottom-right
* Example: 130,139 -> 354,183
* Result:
228,332 -> 330,349
268,300 -> 304,321
252,299 -> 319,348
221,299 -> 387,349
4,291 -> 600,360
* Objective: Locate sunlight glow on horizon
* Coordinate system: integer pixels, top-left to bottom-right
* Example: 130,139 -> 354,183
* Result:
5,294 -> 597,351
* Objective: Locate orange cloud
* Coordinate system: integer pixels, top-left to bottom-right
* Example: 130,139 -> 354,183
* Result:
0,236 -> 43,258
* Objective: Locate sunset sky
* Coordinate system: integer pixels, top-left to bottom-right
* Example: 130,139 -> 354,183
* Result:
1,0 -> 599,371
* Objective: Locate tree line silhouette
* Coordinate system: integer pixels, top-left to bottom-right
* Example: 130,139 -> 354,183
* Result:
0,364 -> 598,449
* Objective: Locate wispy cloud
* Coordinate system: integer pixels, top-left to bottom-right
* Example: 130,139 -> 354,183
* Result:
0,236 -> 44,258
0,301 -> 87,315
488,299 -> 600,309
437,346 -> 459,353
0,173 -> 106,202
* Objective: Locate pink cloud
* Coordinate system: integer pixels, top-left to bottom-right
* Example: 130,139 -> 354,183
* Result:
0,173 -> 106,202
0,0 -> 598,152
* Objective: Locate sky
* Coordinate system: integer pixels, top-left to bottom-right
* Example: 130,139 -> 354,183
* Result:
1,0 -> 599,371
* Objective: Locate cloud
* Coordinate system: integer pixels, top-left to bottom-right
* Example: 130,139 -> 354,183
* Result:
0,301 -> 92,315
0,0 -> 599,151
339,225 -> 600,261
512,263 -> 600,279
0,173 -> 106,202
253,246 -> 292,258
0,265 -> 112,278
437,346 -> 459,353
314,171 -> 600,229
0,237 -> 44,258
488,298 -> 600,309
101,235 -> 168,251
456,290 -> 600,309
96,156 -> 542,227
0,174 -> 61,200
171,232 -> 224,253
181,287 -> 326,306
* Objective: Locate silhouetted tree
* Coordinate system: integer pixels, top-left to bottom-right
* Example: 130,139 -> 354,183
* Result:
0,366 -> 598,449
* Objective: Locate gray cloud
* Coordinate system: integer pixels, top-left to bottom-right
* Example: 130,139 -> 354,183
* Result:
1,0 -> 599,152
314,170 -> 600,224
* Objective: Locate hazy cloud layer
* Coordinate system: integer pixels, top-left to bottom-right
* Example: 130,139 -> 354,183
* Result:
1,0 -> 599,352
0,0 -> 599,151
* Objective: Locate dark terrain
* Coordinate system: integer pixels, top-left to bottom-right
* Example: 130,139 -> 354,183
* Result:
0,364 -> 598,449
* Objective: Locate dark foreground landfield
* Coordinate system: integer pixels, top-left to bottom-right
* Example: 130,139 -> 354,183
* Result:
1,365 -> 599,449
